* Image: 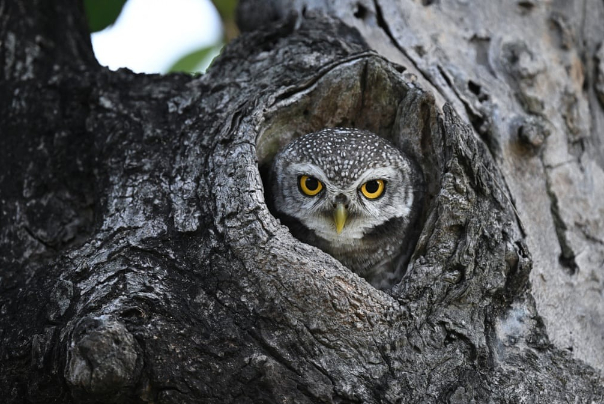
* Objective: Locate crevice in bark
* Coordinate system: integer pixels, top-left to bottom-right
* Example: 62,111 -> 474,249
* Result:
434,64 -> 501,160
544,175 -> 578,275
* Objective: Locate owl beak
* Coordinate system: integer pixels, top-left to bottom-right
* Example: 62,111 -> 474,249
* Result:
333,202 -> 348,234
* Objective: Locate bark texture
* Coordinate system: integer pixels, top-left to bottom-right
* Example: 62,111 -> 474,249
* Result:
1,0 -> 603,403
249,0 -> 604,372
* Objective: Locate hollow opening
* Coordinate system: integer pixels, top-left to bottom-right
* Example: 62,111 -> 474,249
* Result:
468,80 -> 481,96
255,57 -> 438,289
354,4 -> 368,20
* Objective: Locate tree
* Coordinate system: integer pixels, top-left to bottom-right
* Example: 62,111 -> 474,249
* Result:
1,0 -> 603,402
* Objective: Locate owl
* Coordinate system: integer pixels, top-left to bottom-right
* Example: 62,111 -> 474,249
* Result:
270,128 -> 422,289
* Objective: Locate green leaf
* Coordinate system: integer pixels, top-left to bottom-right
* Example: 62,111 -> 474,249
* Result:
211,0 -> 237,20
84,0 -> 128,33
168,45 -> 222,73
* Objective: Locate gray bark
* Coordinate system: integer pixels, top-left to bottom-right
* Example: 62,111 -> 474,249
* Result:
257,0 -> 604,371
1,1 -> 603,403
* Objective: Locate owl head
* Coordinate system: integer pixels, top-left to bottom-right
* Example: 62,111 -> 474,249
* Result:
270,128 -> 416,249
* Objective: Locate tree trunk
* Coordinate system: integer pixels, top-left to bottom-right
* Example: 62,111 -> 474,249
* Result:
1,0 -> 603,403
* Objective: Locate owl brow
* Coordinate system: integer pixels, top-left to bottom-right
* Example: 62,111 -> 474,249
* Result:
290,163 -> 328,182
353,167 -> 401,187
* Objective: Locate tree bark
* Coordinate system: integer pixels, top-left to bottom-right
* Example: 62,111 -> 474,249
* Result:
1,0 -> 603,403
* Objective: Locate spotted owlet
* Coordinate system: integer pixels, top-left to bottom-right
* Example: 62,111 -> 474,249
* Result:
270,128 -> 422,289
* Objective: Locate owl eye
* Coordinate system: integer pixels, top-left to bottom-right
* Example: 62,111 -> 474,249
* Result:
299,175 -> 323,196
360,179 -> 385,199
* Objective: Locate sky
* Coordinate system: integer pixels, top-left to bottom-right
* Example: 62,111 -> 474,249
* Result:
91,0 -> 222,73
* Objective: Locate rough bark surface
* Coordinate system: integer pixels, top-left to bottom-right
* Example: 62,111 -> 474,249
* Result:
249,0 -> 604,373
1,1 -> 603,404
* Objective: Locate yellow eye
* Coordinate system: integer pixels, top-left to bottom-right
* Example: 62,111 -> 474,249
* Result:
299,175 -> 323,196
360,179 -> 385,199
